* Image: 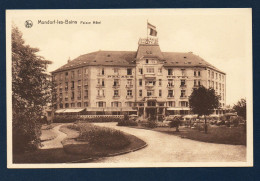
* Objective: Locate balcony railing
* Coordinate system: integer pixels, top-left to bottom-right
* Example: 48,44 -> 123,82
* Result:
113,95 -> 120,99
180,84 -> 187,88
112,84 -> 120,88
126,84 -> 133,88
97,95 -> 105,99
145,84 -> 155,88
180,96 -> 187,99
96,84 -> 105,88
167,95 -> 174,99
167,84 -> 174,88
126,95 -> 133,99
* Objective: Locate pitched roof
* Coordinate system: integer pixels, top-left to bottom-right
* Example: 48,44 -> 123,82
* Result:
52,49 -> 225,74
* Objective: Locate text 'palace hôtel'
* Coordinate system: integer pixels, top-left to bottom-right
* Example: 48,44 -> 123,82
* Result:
52,25 -> 226,118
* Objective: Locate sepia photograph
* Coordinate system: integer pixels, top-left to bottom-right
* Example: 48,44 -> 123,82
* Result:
6,9 -> 253,168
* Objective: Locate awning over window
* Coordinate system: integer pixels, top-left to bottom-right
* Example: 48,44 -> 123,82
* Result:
167,107 -> 190,111
55,108 -> 85,113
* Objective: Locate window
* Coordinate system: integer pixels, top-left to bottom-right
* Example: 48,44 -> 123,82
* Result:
168,79 -> 174,87
65,103 -> 69,108
78,80 -> 81,87
114,79 -> 119,86
77,102 -> 81,107
211,72 -> 214,79
84,102 -> 88,107
159,79 -> 162,86
59,74 -> 63,81
222,75 -> 224,81
198,80 -> 201,86
98,102 -> 105,107
212,81 -> 214,89
179,101 -> 188,107
78,69 -> 81,77
59,103 -> 63,109
158,68 -> 162,74
127,90 -> 132,96
102,79 -> 105,86
111,102 -> 121,107
146,80 -> 155,86
146,59 -> 149,64
159,90 -> 162,97
181,90 -> 186,97
65,82 -> 68,90
71,103 -> 75,108
84,90 -> 88,98
208,70 -> 210,77
139,90 -> 142,97
101,68 -> 105,75
181,69 -> 186,76
194,71 -> 197,76
114,90 -> 119,96
208,80 -> 210,87
127,68 -> 132,75
84,68 -> 88,75
147,90 -> 153,97
71,81 -> 74,89
127,79 -> 133,85
71,91 -> 74,99
216,73 -> 218,79
114,68 -> 118,74
146,67 -> 154,73
139,68 -> 143,74
194,80 -> 197,86
168,101 -> 175,107
77,89 -> 81,99
219,74 -> 221,80
219,83 -> 221,90
181,79 -> 186,86
139,79 -> 142,86
168,69 -> 173,75
71,71 -> 74,79
198,71 -> 201,76
168,90 -> 174,97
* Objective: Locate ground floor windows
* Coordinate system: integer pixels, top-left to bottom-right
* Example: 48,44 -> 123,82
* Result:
179,101 -> 188,107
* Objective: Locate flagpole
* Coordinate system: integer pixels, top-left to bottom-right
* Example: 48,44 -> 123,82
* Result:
147,19 -> 148,40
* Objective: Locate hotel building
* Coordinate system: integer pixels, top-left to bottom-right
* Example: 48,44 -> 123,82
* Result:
52,37 -> 226,119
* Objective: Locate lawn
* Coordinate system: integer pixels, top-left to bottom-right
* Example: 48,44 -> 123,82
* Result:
153,125 -> 246,145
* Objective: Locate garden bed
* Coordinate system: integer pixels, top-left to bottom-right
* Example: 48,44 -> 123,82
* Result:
61,123 -> 146,157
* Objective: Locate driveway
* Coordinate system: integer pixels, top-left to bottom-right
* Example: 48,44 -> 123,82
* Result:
93,122 -> 246,162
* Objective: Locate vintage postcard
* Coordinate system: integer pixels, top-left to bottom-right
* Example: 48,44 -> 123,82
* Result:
6,9 -> 253,168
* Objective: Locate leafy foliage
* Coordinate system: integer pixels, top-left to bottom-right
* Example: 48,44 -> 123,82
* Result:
169,117 -> 181,132
189,86 -> 220,116
233,98 -> 246,120
12,26 -> 52,153
189,86 -> 220,133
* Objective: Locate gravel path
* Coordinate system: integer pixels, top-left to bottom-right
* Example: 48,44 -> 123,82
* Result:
93,122 -> 246,163
40,124 -> 67,149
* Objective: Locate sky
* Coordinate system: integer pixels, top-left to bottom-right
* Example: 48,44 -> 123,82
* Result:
9,9 -> 252,105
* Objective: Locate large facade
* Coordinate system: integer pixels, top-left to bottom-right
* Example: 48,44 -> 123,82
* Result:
52,37 -> 226,118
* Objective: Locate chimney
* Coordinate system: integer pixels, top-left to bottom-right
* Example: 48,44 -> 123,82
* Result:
68,57 -> 71,63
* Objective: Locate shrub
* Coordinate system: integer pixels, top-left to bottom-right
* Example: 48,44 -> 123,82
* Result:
53,115 -> 123,123
117,120 -> 138,126
124,114 -> 129,121
69,123 -> 130,149
146,121 -> 157,128
232,116 -> 244,127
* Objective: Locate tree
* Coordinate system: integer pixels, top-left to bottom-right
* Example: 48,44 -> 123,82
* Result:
189,86 -> 220,133
233,98 -> 246,120
12,26 -> 52,153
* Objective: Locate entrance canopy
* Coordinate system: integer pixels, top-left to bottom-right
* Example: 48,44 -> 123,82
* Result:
55,108 -> 85,114
167,107 -> 190,111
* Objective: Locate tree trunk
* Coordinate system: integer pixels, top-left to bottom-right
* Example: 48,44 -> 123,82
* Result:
204,115 -> 208,134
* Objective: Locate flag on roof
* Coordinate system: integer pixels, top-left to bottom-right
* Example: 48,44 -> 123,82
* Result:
147,22 -> 157,36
